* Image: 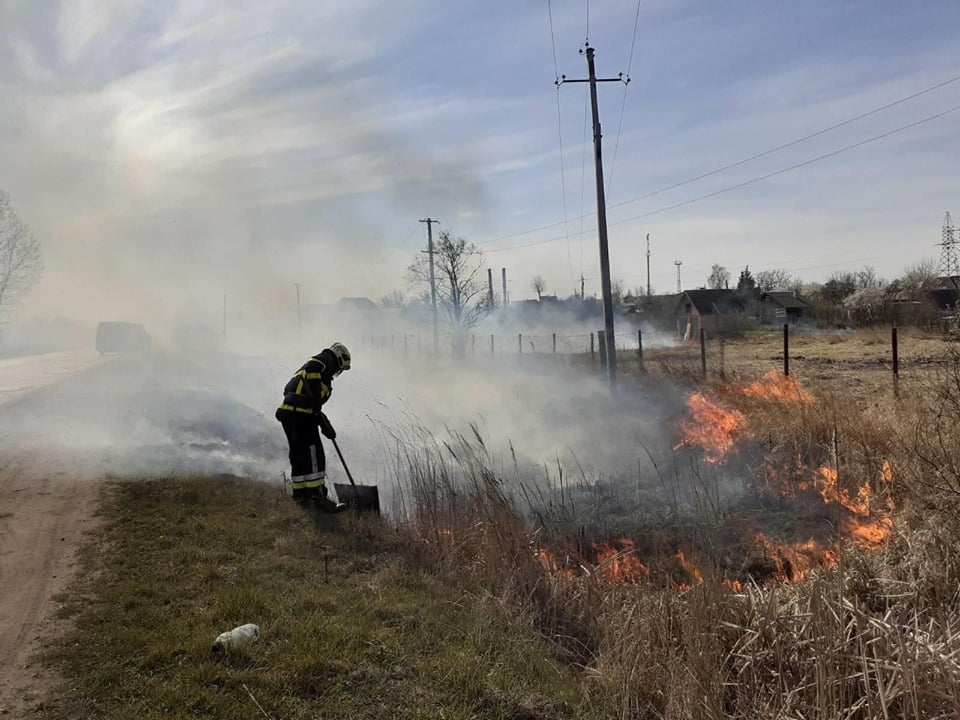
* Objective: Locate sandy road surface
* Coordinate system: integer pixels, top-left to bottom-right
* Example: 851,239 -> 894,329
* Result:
0,352 -> 283,713
0,459 -> 100,714
0,352 -> 109,714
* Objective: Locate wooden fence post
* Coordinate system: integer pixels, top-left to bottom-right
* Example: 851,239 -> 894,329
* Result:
637,328 -> 645,374
590,332 -> 595,361
598,330 -> 607,369
700,327 -> 707,377
783,323 -> 790,377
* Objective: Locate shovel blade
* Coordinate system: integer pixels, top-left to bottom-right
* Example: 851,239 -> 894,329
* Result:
334,483 -> 381,514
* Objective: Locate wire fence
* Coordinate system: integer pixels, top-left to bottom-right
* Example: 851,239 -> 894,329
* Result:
360,324 -> 940,393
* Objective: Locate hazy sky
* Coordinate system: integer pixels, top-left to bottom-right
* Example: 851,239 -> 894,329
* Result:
1,0 -> 958,323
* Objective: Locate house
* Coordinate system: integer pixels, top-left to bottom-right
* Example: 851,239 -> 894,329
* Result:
760,290 -> 811,324
675,289 -> 747,338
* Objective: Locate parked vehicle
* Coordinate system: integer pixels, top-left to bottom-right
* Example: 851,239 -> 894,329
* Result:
95,321 -> 151,355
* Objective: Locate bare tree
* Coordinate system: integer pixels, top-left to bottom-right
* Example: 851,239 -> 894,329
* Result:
900,259 -> 938,294
407,230 -> 489,352
0,191 -> 43,315
706,264 -> 731,290
855,264 -> 882,289
611,278 -> 625,304
379,289 -> 407,308
754,268 -> 794,291
531,275 -> 547,301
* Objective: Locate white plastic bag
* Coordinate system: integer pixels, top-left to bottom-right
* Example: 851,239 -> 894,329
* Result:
212,623 -> 260,652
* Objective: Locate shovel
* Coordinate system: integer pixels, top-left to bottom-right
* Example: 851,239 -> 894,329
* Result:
331,437 -> 381,514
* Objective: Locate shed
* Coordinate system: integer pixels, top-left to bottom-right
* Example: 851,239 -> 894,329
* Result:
676,289 -> 747,338
760,291 -> 810,324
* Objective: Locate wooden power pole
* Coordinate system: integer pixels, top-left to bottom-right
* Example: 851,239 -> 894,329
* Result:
557,43 -> 628,388
419,218 -> 440,355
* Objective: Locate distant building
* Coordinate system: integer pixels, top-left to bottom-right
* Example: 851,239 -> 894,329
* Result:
759,290 -> 811,324
676,289 -> 747,338
337,297 -> 379,312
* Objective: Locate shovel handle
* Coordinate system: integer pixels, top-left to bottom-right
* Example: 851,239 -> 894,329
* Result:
331,437 -> 357,489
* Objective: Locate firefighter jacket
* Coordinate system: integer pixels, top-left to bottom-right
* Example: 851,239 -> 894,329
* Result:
276,349 -> 338,420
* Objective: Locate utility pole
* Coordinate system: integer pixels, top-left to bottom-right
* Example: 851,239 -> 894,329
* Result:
293,282 -> 302,339
557,43 -> 628,388
420,218 -> 440,354
501,267 -> 508,306
487,268 -> 494,308
675,260 -> 683,293
580,274 -> 585,300
646,234 -> 651,297
937,211 -> 958,290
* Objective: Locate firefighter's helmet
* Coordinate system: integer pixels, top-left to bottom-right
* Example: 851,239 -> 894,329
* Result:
328,342 -> 351,374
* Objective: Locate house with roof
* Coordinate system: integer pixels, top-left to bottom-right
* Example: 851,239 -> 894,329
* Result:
675,289 -> 748,339
759,290 -> 811,324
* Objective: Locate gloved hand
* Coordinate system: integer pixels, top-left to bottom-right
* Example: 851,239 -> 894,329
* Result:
318,412 -> 336,440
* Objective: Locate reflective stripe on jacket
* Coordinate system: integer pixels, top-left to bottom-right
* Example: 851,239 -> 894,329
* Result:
276,352 -> 334,417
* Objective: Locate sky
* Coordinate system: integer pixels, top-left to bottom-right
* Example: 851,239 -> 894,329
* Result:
1,0 -> 958,327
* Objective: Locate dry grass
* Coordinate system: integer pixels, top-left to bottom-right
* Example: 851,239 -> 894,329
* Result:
388,332 -> 960,719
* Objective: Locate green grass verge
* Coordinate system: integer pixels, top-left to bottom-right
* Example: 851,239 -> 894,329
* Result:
40,477 -> 595,719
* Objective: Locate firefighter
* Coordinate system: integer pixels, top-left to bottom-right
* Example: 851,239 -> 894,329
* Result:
275,342 -> 351,511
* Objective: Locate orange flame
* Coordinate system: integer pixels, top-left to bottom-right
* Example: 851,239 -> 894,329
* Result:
593,539 -> 649,584
536,547 -> 576,580
676,549 -> 703,584
752,532 -> 839,582
675,392 -> 745,463
741,370 -> 813,403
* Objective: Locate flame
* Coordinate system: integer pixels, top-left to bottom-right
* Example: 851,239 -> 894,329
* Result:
676,549 -> 703,584
752,532 -> 839,582
741,370 -> 813,403
593,539 -> 649,583
675,392 -> 746,463
536,547 -> 576,580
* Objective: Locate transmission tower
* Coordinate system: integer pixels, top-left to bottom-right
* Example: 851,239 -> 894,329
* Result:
937,211 -> 958,281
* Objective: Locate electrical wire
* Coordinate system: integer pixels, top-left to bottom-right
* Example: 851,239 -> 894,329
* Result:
611,102 -> 960,227
606,0 -> 643,198
484,102 -> 960,254
486,73 -> 960,246
547,0 -> 576,288
608,72 -> 960,212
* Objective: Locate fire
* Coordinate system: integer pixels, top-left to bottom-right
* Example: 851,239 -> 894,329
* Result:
593,539 -> 649,583
742,370 -> 814,403
675,392 -> 745,463
675,549 -> 703,585
751,532 -> 839,582
536,547 -> 575,580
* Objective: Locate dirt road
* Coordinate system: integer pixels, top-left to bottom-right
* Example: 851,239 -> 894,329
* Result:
0,461 -> 100,714
0,352 -> 108,713
0,351 -> 282,713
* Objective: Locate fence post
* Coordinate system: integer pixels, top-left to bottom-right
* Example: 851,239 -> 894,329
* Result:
783,323 -> 790,377
598,330 -> 607,369
518,333 -> 523,355
590,332 -> 595,361
700,327 -> 707,378
552,332 -> 557,354
637,328 -> 645,374
892,326 -> 899,397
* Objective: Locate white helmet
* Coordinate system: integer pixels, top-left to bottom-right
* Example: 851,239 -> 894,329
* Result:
328,342 -> 351,373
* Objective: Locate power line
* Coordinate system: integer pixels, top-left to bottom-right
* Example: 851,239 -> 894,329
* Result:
608,72 -> 960,212
486,72 -> 960,246
606,0 -> 643,198
611,102 -> 960,227
547,0 -> 576,286
485,102 -> 960,253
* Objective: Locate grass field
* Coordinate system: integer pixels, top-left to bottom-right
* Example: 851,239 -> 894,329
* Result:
36,327 -> 960,718
39,478 -> 596,720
